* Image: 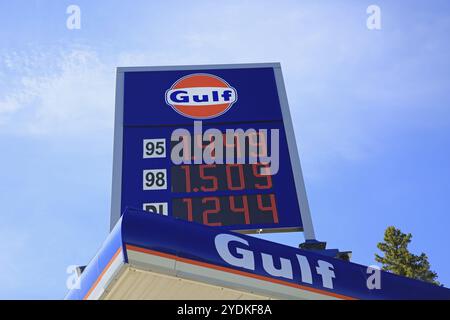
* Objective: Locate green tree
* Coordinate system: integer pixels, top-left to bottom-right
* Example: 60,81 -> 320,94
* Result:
375,226 -> 440,285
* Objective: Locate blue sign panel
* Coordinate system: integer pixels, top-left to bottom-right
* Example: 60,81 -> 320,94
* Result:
110,63 -> 315,236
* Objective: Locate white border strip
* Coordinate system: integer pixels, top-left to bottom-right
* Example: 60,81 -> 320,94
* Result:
126,247 -> 341,300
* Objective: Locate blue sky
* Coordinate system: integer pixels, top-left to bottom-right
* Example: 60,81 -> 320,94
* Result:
1,0 -> 450,299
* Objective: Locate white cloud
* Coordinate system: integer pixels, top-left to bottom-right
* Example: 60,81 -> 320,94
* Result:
0,47 -> 115,137
0,1 -> 449,175
1,1 -> 450,298
0,95 -> 21,116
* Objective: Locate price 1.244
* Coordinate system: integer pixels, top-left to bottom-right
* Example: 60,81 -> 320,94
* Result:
172,194 -> 278,227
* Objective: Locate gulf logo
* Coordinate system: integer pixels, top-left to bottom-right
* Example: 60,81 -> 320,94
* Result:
165,73 -> 237,119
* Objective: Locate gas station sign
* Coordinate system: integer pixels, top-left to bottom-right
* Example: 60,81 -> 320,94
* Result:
110,63 -> 315,236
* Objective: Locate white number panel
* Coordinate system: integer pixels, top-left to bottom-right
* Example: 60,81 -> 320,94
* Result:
143,169 -> 167,190
143,202 -> 168,216
143,138 -> 166,159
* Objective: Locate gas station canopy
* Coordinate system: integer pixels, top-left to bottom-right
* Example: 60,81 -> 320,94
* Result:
65,209 -> 450,300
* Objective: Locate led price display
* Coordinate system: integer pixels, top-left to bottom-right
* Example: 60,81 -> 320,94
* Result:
171,163 -> 272,193
111,64 -> 311,233
172,194 -> 278,226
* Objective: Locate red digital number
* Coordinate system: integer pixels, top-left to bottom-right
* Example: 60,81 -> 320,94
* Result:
204,133 -> 216,160
199,164 -> 218,192
180,165 -> 192,192
257,194 -> 278,223
202,197 -> 222,226
226,164 -> 245,190
247,131 -> 268,160
252,164 -> 272,189
229,195 -> 250,224
177,134 -> 191,162
223,133 -> 242,158
190,134 -> 204,162
182,198 -> 193,221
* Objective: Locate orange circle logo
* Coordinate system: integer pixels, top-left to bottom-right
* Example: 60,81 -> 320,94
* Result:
165,73 -> 237,119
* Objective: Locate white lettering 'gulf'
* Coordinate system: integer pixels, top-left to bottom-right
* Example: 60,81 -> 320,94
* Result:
166,87 -> 237,106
